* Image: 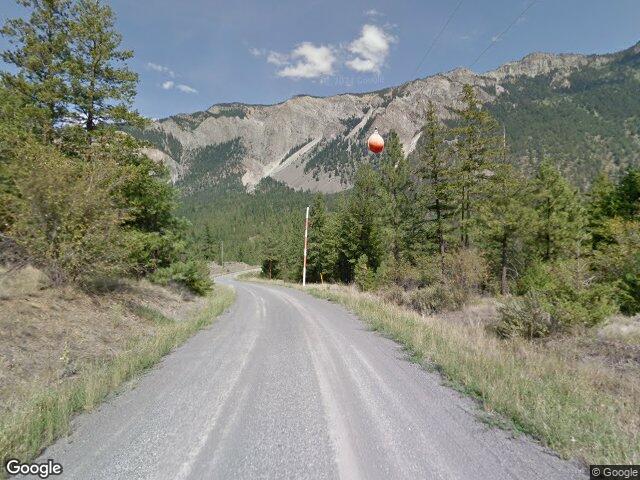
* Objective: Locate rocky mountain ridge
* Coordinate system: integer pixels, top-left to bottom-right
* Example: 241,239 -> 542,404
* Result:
133,41 -> 639,193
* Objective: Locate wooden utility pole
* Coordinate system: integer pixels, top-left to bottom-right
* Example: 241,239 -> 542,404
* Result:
302,206 -> 309,286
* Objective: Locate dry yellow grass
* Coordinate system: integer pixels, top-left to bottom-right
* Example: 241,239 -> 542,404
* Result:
306,284 -> 640,465
0,267 -> 210,417
0,272 -> 235,473
598,315 -> 640,346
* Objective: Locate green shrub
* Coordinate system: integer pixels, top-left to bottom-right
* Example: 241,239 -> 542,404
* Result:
592,219 -> 640,315
515,259 -> 618,332
126,229 -> 185,277
354,254 -> 376,291
4,142 -> 131,284
375,250 -> 488,315
378,284 -> 406,305
442,248 -> 488,294
150,260 -> 213,295
375,257 -> 428,290
407,284 -> 462,314
495,292 -> 554,338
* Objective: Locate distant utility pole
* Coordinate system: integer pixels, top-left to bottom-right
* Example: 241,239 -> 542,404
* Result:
302,206 -> 309,286
220,241 -> 224,268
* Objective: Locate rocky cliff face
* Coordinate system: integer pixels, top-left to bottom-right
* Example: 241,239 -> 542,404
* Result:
135,42 -> 638,193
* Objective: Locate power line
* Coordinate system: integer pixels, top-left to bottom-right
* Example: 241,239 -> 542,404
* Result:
470,0 -> 538,69
412,0 -> 465,79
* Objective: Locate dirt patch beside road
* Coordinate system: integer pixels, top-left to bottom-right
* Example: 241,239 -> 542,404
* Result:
0,266 -> 208,417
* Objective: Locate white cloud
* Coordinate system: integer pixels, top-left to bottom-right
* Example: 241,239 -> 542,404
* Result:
176,84 -> 198,94
266,51 -> 289,66
249,47 -> 289,66
276,43 -> 335,79
252,22 -> 394,79
147,62 -> 175,78
345,24 -> 395,73
160,80 -> 197,94
364,9 -> 383,17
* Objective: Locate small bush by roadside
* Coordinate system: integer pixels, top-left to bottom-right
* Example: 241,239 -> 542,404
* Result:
495,259 -> 619,338
150,260 -> 213,295
375,249 -> 488,315
495,292 -> 554,339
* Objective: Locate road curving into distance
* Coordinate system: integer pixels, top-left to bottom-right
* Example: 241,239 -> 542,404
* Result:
28,274 -> 586,479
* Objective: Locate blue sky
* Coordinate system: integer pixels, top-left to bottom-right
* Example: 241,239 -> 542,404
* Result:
1,0 -> 639,119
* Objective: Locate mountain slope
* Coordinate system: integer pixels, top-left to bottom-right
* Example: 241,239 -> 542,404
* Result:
132,41 -> 640,193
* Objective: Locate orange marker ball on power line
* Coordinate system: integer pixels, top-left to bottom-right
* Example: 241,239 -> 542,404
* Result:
367,128 -> 384,154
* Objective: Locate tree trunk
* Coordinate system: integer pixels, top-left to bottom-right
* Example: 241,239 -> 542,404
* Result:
500,233 -> 509,295
435,197 -> 445,273
86,109 -> 94,132
544,198 -> 551,260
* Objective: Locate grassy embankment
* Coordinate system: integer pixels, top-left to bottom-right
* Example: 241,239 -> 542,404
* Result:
0,283 -> 235,470
242,274 -> 639,465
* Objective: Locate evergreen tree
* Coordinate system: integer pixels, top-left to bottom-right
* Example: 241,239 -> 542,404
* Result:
450,85 -> 504,248
0,0 -> 211,292
615,168 -> 640,220
337,165 -> 385,283
587,172 -> 617,247
477,164 -> 536,294
306,193 -> 335,283
533,159 -> 587,261
417,102 -> 456,269
281,215 -> 304,281
201,224 -> 216,260
379,130 -> 416,263
1,0 -> 72,142
260,230 -> 281,279
67,0 -> 139,132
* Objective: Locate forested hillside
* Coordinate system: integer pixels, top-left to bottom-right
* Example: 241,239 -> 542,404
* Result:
261,87 -> 640,331
488,43 -> 640,186
181,178 -> 335,264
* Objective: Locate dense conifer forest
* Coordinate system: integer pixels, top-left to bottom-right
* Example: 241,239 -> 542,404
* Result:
252,88 -> 640,337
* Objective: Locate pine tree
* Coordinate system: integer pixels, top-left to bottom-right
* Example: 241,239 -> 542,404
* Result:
450,85 -> 504,248
533,159 -> 587,261
477,164 -> 536,294
202,224 -> 216,260
67,0 -> 139,132
337,165 -> 385,283
1,0 -> 72,142
587,172 -> 617,247
417,102 -> 456,269
306,194 -> 329,282
260,230 -> 281,279
615,168 -> 640,220
379,130 -> 416,263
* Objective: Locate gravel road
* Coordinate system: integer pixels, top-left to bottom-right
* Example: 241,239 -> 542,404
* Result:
29,275 -> 585,479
